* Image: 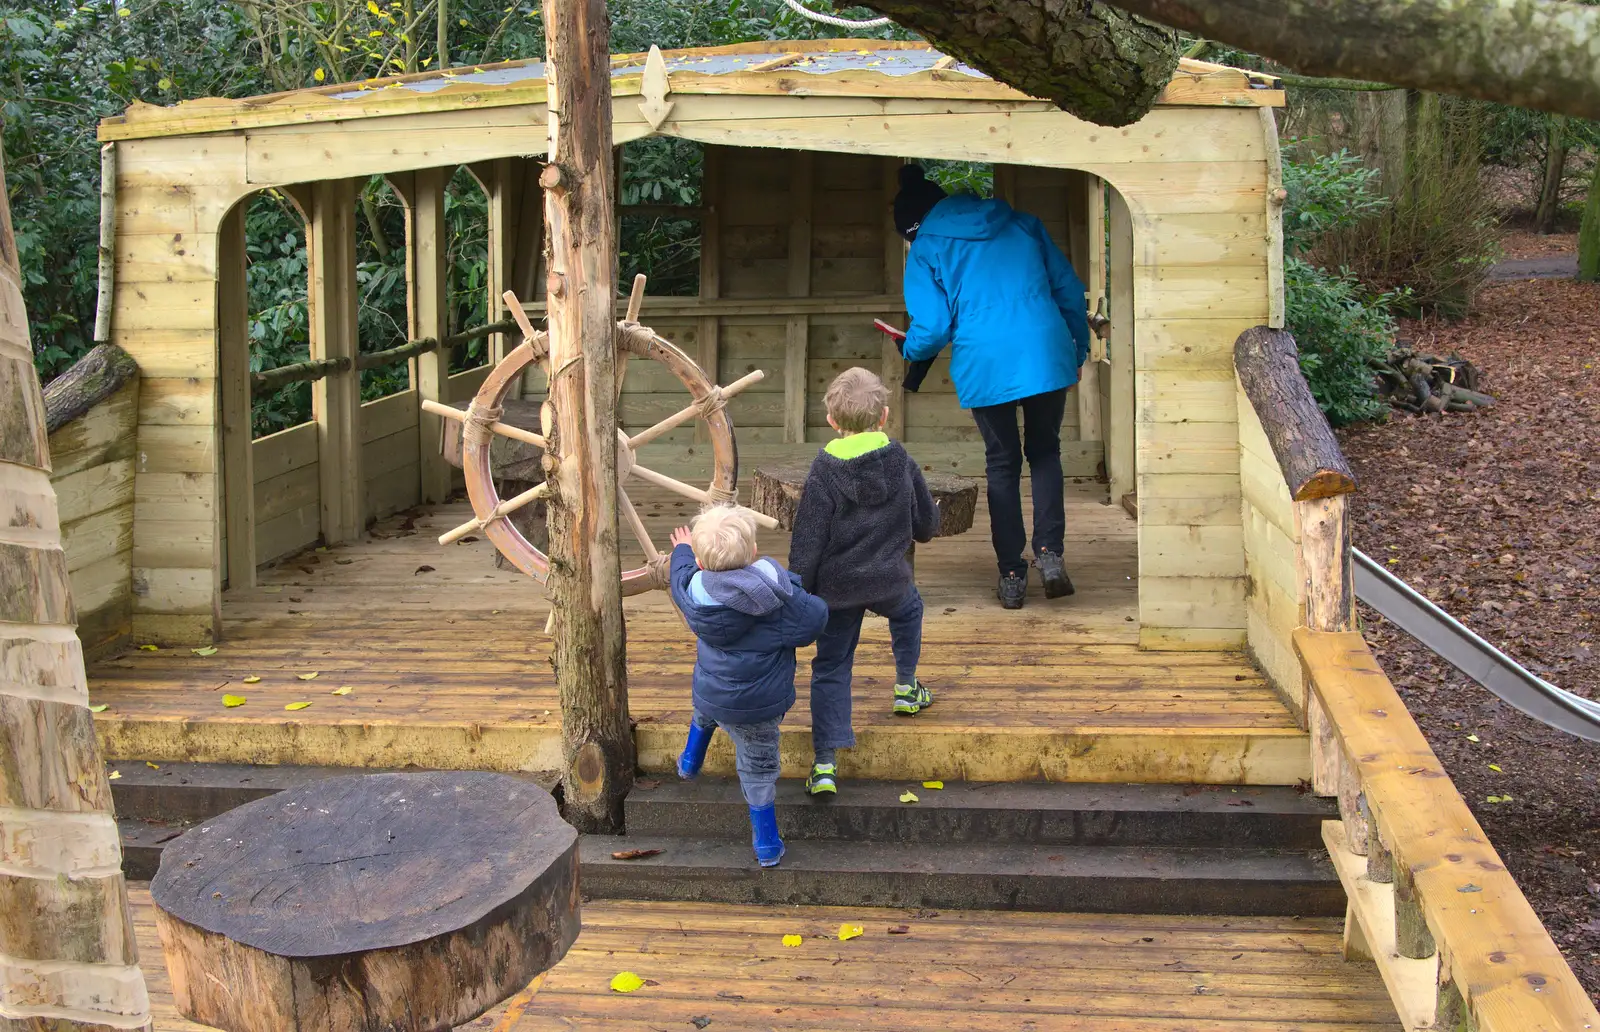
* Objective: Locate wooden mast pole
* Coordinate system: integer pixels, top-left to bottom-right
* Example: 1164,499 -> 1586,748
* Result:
0,139 -> 152,1029
540,0 -> 633,833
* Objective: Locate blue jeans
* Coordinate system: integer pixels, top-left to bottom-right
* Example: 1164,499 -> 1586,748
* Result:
808,586 -> 924,753
969,387 -> 1068,577
691,710 -> 782,808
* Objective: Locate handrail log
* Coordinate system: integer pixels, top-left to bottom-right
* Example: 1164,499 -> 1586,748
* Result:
1296,628 -> 1600,1032
1234,326 -> 1357,500
43,341 -> 139,433
250,318 -> 520,396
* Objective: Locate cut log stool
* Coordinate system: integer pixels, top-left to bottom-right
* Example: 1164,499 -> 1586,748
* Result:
751,462 -> 979,574
150,771 -> 579,1032
441,398 -> 549,565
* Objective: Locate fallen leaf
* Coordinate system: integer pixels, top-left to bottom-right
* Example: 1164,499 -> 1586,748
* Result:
887,924 -> 910,934
838,924 -> 863,941
1467,734 -> 1481,742
921,780 -> 944,790
781,934 -> 803,947
899,790 -> 919,804
460,535 -> 479,543
331,686 -> 353,696
242,675 -> 261,684
1486,794 -> 1514,804
611,848 -> 665,860
1458,883 -> 1483,893
414,565 -> 435,574
335,558 -> 354,565
285,701 -> 312,711
691,1018 -> 712,1030
609,972 -> 645,993
634,778 -> 660,789
137,644 -> 159,651
146,761 -> 159,769
297,672 -> 319,681
88,703 -> 109,713
191,646 -> 218,656
108,770 -> 121,780
715,991 -> 745,1001
1488,763 -> 1503,772
222,694 -> 247,708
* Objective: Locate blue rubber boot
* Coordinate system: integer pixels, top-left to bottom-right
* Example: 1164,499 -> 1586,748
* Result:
677,722 -> 715,780
749,804 -> 785,867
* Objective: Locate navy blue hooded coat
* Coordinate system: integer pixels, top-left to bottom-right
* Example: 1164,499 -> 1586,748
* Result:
668,544 -> 830,725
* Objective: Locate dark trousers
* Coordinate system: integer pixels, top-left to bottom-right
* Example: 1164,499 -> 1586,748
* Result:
809,586 -> 924,753
969,388 -> 1068,577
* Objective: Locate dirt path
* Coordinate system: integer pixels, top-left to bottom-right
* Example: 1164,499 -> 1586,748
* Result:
1337,265 -> 1600,1000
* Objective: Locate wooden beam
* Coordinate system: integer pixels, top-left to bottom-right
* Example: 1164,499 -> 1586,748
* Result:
307,178 -> 363,544
881,155 -> 906,440
524,294 -> 908,318
395,167 -> 455,504
479,157 -> 544,389
542,0 -> 633,835
696,144 -> 722,441
218,202 -> 254,590
1065,170 -> 1103,445
1105,188 -> 1136,504
784,151 -> 813,444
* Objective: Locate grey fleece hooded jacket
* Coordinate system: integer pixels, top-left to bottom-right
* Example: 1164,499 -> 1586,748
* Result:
786,434 -> 939,610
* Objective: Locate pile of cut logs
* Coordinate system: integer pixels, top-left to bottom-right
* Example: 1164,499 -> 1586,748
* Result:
1372,344 -> 1494,414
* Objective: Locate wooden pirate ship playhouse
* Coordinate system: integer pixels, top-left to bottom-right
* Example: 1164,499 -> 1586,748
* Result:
40,38 -> 1595,1031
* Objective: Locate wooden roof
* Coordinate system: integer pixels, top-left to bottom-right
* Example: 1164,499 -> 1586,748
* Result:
98,39 -> 1283,142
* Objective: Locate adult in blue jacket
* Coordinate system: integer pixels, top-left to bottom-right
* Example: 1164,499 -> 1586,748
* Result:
894,164 -> 1091,610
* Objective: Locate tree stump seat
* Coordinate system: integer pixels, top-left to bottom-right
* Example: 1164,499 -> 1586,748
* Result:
150,771 -> 579,1032
751,461 -> 979,574
440,398 -> 549,562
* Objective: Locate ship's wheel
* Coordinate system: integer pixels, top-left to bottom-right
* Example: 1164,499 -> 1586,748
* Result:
426,279 -> 776,598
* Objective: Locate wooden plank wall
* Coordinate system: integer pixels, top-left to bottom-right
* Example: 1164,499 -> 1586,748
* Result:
252,422 -> 319,565
1239,393 -> 1305,718
48,380 -> 140,658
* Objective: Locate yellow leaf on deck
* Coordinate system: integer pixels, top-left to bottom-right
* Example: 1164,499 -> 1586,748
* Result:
899,791 -> 919,804
191,646 -> 218,656
243,676 -> 261,684
922,781 -> 943,790
297,672 -> 319,681
782,934 -> 803,947
331,686 -> 353,696
1467,734 -> 1480,742
137,644 -> 159,651
609,972 -> 645,993
285,701 -> 313,711
1488,763 -> 1502,772
88,704 -> 109,713
146,762 -> 159,769
222,694 -> 247,708
108,770 -> 121,780
838,924 -> 863,941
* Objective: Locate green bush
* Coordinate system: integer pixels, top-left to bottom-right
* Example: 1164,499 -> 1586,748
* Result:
1281,144 -> 1404,425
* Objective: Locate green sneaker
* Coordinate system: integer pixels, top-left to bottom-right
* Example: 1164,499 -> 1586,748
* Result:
806,763 -> 838,796
893,679 -> 933,715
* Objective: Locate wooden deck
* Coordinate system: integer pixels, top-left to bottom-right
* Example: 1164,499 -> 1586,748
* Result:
130,887 -> 1399,1031
90,486 -> 1309,784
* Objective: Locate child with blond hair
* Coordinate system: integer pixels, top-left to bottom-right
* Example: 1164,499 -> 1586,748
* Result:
668,504 -> 829,867
787,367 -> 939,797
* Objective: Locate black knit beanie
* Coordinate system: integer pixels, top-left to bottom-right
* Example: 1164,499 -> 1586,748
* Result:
892,164 -> 947,241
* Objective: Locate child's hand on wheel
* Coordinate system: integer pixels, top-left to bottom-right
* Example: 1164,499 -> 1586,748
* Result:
669,526 -> 693,549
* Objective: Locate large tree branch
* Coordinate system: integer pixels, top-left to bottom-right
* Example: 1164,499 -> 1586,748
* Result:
865,1 -> 1181,127
1105,0 -> 1600,120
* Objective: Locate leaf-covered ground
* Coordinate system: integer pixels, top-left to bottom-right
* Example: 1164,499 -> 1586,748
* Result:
1337,250 -> 1600,1000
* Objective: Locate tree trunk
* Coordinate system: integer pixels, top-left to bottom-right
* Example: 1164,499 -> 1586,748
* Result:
541,0 -> 633,835
1534,115 -> 1568,234
1096,0 -> 1600,121
42,342 -> 138,433
0,140 -> 152,1029
864,1 -> 1179,127
1233,326 -> 1357,501
437,0 -> 449,68
1580,160 -> 1600,283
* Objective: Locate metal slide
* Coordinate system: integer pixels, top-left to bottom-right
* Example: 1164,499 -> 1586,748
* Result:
1353,548 -> 1600,742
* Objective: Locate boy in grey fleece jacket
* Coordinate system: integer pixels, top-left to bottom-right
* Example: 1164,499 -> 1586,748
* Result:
787,368 -> 939,797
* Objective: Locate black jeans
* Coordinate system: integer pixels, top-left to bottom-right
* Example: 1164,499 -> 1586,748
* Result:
969,388 -> 1068,577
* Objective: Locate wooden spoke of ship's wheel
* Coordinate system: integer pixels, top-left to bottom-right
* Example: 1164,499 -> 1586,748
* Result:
438,481 -> 551,545
617,487 -> 659,560
628,463 -> 780,530
422,399 -> 548,450
626,369 -> 766,451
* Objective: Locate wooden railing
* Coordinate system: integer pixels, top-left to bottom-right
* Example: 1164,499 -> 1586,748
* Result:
1237,326 -> 1600,1032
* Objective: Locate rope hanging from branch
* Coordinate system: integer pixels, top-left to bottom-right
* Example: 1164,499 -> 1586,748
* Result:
780,0 -> 891,28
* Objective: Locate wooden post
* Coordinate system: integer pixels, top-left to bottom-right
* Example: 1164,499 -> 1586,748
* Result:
1065,171 -> 1103,444
697,145 -> 722,438
542,0 -> 633,834
0,138 -> 153,1031
477,157 -> 545,393
1392,859 -> 1437,959
881,156 -> 906,440
408,167 -> 455,504
218,202 -> 255,589
784,151 -> 813,444
307,177 -> 364,543
1105,188 -> 1136,504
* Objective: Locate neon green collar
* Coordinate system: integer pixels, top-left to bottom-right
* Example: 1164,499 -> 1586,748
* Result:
824,431 -> 890,460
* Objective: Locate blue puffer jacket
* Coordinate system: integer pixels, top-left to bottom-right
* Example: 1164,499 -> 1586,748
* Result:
668,544 -> 830,725
902,195 -> 1091,410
